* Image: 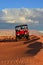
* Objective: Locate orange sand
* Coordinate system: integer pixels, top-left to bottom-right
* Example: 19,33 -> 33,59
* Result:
0,35 -> 43,65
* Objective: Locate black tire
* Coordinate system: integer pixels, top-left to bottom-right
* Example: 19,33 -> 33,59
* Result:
26,36 -> 29,40
16,36 -> 20,41
26,35 -> 30,40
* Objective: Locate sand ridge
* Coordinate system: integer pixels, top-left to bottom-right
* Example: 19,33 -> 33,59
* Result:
0,35 -> 43,65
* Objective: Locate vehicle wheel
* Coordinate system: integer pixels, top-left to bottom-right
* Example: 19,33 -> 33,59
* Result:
26,35 -> 30,40
16,36 -> 19,41
26,36 -> 29,40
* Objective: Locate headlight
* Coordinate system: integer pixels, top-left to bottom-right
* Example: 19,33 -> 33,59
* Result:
25,32 -> 27,34
17,34 -> 19,35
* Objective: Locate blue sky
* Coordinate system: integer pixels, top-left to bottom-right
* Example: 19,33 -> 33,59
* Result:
0,0 -> 43,10
0,0 -> 43,30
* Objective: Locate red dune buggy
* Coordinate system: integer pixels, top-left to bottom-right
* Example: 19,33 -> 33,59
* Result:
15,24 -> 29,41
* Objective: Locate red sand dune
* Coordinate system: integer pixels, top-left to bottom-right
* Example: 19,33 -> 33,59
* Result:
0,30 -> 43,65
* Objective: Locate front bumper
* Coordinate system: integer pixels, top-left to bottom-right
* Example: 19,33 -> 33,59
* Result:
16,34 -> 29,38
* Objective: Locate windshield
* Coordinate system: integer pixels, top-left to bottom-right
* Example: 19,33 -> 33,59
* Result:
15,25 -> 28,30
15,27 -> 21,30
21,26 -> 28,30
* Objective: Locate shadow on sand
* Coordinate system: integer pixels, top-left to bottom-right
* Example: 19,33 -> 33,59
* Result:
25,42 -> 43,56
0,35 -> 40,42
0,39 -> 16,42
24,35 -> 40,44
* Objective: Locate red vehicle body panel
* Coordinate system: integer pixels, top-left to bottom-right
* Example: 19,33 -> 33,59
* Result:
16,30 -> 28,35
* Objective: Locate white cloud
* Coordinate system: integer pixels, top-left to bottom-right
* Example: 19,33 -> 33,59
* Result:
19,16 -> 25,21
0,8 -> 43,25
7,20 -> 15,23
34,21 -> 39,24
36,8 -> 43,12
2,9 -> 8,15
0,8 -> 43,30
28,19 -> 33,23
